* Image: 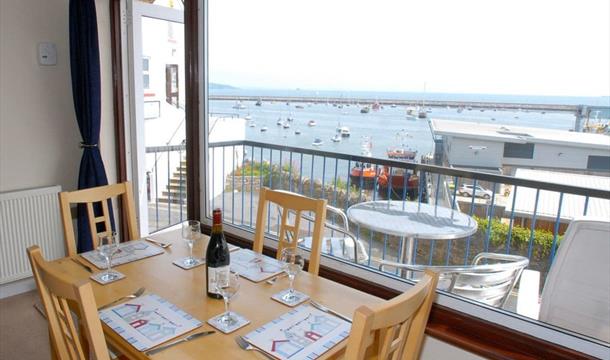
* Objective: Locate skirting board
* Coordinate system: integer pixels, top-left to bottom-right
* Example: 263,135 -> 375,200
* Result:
0,277 -> 36,299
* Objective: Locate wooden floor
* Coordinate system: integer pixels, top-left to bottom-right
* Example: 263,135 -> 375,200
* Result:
0,291 -> 50,360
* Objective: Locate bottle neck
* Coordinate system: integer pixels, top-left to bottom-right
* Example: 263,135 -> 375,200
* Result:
211,223 -> 223,234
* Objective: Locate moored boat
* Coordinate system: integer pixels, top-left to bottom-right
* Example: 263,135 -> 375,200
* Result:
312,138 -> 323,146
308,120 -> 317,127
387,146 -> 417,161
349,162 -> 378,189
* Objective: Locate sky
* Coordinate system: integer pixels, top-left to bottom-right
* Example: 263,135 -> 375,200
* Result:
208,0 -> 610,97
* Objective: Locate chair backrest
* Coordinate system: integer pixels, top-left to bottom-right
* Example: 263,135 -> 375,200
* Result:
448,253 -> 529,308
539,217 -> 610,343
345,270 -> 439,360
59,182 -> 139,256
253,187 -> 327,275
26,246 -> 110,360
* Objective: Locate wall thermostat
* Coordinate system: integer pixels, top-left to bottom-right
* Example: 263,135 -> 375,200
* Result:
38,42 -> 57,66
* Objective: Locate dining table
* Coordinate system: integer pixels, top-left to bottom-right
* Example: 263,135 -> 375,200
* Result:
347,200 -> 478,277
49,228 -> 381,359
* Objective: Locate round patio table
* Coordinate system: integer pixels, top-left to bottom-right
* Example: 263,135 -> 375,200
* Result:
347,201 -> 478,272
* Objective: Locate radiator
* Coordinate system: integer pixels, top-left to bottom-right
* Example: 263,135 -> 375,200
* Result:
0,186 -> 65,284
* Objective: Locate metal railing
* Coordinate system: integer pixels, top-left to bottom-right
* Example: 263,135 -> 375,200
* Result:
146,144 -> 187,233
208,140 -> 610,286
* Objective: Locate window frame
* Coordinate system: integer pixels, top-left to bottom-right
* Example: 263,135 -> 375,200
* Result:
109,0 -> 609,358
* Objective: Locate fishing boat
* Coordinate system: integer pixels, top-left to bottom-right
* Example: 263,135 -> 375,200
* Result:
312,138 -> 323,146
260,126 -> 268,132
308,120 -> 317,127
360,106 -> 370,114
387,146 -> 417,161
331,134 -> 341,142
377,167 -> 420,200
349,162 -> 378,189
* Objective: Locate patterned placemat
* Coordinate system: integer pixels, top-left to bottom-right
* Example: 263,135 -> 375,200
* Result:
81,240 -> 164,269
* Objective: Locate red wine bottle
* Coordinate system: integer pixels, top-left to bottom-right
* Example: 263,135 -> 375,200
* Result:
206,209 -> 230,299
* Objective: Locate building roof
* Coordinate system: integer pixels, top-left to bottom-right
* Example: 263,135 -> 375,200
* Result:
504,168 -> 610,221
430,119 -> 610,151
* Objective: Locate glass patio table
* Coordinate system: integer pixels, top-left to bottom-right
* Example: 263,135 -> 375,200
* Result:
347,201 -> 478,275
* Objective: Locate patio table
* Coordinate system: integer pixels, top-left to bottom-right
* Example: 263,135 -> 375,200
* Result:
347,201 -> 478,276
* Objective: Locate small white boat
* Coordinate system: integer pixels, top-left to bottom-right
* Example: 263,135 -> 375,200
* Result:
308,120 -> 317,127
331,134 -> 341,143
312,138 -> 323,146
249,122 -> 256,127
244,114 -> 252,120
232,101 -> 246,110
282,122 -> 290,129
338,126 -> 350,137
295,129 -> 301,135
286,117 -> 294,122
260,126 -> 268,132
276,118 -> 283,126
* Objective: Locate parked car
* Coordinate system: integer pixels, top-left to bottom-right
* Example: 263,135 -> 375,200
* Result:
459,184 -> 492,199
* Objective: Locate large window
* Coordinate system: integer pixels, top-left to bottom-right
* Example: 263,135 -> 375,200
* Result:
587,155 -> 610,171
503,142 -> 535,159
201,0 -> 610,357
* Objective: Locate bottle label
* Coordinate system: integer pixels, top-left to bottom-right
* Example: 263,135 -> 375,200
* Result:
208,265 -> 230,295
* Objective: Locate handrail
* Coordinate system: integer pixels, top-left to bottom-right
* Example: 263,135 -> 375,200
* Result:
209,140 -> 610,199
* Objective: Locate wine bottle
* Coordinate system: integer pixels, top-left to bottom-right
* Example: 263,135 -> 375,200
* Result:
206,208 -> 230,299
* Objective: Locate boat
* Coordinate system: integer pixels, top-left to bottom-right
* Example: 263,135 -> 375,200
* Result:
387,146 -> 417,161
390,104 -> 397,108
248,122 -> 256,127
372,102 -> 381,111
244,114 -> 252,120
295,105 -> 304,109
282,122 -> 290,129
260,126 -> 268,132
417,107 -> 427,119
349,162 -> 378,189
308,120 -> 317,127
255,99 -> 262,106
360,106 -> 370,114
312,138 -> 323,146
276,118 -> 283,126
406,106 -> 416,115
286,116 -> 294,122
294,129 -> 301,135
377,167 -> 420,199
331,134 -> 341,142
232,101 -> 246,110
336,123 -> 351,137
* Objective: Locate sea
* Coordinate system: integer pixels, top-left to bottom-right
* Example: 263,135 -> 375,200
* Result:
209,88 -> 610,161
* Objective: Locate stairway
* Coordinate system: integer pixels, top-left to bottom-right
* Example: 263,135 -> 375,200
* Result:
157,159 -> 187,204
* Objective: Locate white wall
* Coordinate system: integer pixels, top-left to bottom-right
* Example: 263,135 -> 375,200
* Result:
0,0 -> 116,194
503,142 -> 610,172
446,137 -> 503,168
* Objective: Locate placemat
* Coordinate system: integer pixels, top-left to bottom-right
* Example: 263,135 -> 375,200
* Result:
243,303 -> 351,360
81,240 -> 164,269
230,249 -> 284,282
99,294 -> 202,351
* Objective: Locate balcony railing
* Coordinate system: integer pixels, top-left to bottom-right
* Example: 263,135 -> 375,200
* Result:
208,140 -> 610,289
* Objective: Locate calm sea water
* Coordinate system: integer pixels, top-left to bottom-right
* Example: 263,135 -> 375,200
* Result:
208,88 -> 607,159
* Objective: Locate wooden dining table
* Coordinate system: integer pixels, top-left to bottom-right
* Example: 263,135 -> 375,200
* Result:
49,229 -> 382,359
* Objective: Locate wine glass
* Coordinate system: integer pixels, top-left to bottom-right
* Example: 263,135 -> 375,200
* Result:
181,220 -> 201,266
280,247 -> 305,302
215,272 -> 240,328
97,232 -> 120,282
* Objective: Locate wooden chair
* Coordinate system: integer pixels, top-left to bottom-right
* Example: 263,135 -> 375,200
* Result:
26,245 -> 110,360
345,270 -> 439,360
253,187 -> 327,275
59,182 -> 138,256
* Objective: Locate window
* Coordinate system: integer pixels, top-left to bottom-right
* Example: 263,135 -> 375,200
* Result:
503,142 -> 535,159
200,0 -> 610,357
587,155 -> 610,171
142,57 -> 150,89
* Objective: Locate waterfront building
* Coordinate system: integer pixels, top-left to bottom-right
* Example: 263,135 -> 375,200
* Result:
430,119 -> 610,176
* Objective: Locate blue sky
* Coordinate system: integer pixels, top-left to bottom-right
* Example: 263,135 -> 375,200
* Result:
209,0 -> 610,97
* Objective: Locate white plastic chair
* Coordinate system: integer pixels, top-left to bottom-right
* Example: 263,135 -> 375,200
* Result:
539,217 -> 610,343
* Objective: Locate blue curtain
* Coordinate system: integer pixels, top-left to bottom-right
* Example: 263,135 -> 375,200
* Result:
70,0 -> 114,253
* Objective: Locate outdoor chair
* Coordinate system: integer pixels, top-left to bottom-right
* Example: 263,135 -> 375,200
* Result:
379,253 -> 529,308
538,217 -> 610,343
297,205 -> 369,264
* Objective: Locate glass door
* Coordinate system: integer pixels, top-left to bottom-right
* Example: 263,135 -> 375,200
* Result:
127,1 -> 185,235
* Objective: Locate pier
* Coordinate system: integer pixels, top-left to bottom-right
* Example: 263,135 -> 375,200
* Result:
210,94 -> 584,113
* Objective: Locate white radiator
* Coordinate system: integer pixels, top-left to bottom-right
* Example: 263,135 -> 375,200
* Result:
0,186 -> 65,284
